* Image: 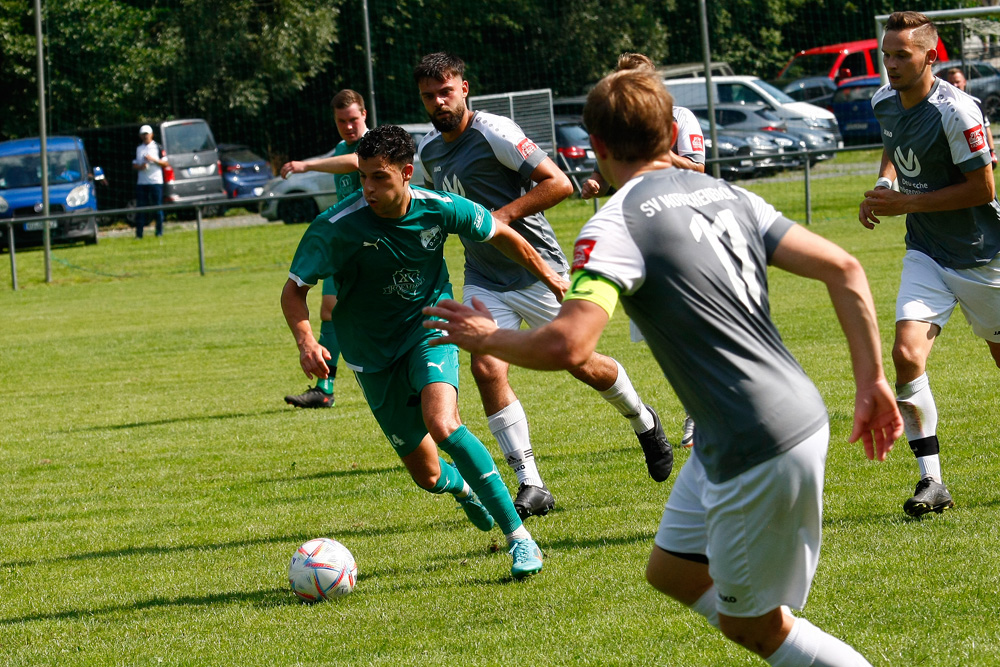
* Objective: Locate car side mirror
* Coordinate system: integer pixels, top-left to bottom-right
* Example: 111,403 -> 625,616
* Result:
93,166 -> 105,181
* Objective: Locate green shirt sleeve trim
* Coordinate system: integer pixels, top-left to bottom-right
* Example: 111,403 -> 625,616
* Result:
565,270 -> 620,318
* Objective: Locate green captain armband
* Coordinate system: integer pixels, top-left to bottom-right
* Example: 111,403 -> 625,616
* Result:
565,270 -> 621,318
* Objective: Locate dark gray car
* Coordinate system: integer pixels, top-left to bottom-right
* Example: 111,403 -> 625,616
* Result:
159,119 -> 227,215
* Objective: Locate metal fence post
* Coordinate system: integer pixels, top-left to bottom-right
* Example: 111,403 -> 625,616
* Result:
804,153 -> 812,226
196,206 -> 206,276
6,224 -> 17,290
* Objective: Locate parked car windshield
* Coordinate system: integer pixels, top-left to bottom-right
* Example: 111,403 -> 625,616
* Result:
556,123 -> 590,144
0,150 -> 82,189
164,122 -> 216,154
833,84 -> 878,104
780,54 -> 840,81
751,79 -> 798,104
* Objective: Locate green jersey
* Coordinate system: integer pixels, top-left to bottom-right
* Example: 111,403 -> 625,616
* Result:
288,186 -> 496,372
332,136 -> 363,201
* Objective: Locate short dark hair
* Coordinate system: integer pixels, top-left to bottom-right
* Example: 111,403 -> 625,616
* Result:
356,125 -> 415,167
331,89 -> 366,112
414,52 -> 465,83
884,11 -> 938,52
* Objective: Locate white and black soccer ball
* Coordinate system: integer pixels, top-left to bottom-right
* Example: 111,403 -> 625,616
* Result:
288,537 -> 358,601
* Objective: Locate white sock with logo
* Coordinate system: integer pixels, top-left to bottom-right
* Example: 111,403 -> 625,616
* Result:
598,361 -> 655,433
766,617 -> 872,667
488,401 -> 543,488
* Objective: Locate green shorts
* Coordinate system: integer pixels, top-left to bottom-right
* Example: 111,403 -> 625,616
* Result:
321,278 -> 339,297
354,334 -> 460,457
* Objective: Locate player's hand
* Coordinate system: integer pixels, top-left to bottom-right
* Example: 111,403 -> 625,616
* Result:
848,377 -> 903,461
549,274 -> 570,303
281,161 -> 307,179
580,178 -> 601,199
299,340 -> 332,380
861,187 -> 909,228
422,298 -> 498,355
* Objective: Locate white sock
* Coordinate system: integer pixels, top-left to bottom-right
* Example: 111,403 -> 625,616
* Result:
690,586 -> 719,628
766,617 -> 872,667
488,401 -> 543,487
598,361 -> 654,433
505,525 -> 531,543
896,374 -> 942,483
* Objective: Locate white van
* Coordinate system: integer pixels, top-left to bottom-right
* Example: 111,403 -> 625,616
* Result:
664,75 -> 842,139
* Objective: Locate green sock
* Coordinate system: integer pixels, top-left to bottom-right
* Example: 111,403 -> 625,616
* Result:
317,320 -> 339,395
439,425 -> 522,534
428,457 -> 466,495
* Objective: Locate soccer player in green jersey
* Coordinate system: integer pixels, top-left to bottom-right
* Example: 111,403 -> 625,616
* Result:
281,124 -> 566,578
282,89 -> 369,409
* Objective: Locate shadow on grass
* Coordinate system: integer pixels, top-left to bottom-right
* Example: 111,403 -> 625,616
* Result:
0,587 -> 294,626
64,408 -> 290,432
270,463 -> 402,483
0,524 -> 423,570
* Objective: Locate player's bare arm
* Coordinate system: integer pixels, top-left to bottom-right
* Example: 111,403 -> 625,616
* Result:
281,153 -> 360,179
487,224 -> 569,300
581,170 -> 610,199
281,278 -> 332,379
863,162 -> 995,225
490,157 -> 573,226
769,224 -> 903,460
424,298 -> 608,370
669,151 -> 705,173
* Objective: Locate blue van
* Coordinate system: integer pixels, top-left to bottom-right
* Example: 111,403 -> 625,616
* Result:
0,136 -> 102,248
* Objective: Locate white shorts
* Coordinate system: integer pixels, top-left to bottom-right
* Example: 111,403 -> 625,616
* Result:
654,423 -> 828,618
897,249 -> 1000,342
462,277 -> 564,331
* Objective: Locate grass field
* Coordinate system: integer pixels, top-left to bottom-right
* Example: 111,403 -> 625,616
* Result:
3,162 -> 999,665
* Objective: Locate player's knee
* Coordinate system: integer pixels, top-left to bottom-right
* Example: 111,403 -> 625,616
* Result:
424,419 -> 462,444
411,469 -> 439,491
470,355 -> 507,385
891,342 -> 924,374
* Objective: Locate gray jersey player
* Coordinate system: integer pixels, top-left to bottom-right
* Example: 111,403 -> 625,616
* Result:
413,52 -> 674,520
425,68 -> 901,667
860,11 -> 1000,518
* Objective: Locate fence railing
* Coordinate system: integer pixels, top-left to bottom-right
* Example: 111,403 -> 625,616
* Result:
4,145 -> 886,291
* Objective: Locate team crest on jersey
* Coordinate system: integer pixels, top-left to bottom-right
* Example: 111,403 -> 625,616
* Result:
517,138 -> 538,159
964,125 -> 986,153
572,239 -> 596,271
419,225 -> 443,250
691,134 -> 704,152
894,146 -> 921,177
384,268 -> 424,299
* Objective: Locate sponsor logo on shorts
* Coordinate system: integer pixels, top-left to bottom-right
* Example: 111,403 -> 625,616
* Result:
426,360 -> 445,372
517,138 -> 538,159
572,239 -> 597,271
718,592 -> 738,604
691,134 -> 704,152
883,128 -> 893,138
964,125 -> 986,152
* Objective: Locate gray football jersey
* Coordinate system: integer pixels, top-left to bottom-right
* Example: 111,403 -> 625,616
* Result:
873,78 -> 1000,268
572,168 -> 828,483
416,111 -> 569,291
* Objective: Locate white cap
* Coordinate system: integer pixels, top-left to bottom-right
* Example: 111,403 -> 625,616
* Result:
139,124 -> 153,135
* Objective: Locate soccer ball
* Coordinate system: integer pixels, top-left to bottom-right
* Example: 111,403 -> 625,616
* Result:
288,537 -> 358,601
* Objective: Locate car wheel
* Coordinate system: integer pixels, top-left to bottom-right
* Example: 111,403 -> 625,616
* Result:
279,197 -> 318,224
984,94 -> 1000,123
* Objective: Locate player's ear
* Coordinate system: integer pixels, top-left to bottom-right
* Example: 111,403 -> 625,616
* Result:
401,163 -> 414,182
590,134 -> 609,160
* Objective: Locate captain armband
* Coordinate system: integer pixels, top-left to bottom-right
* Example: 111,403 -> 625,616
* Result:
565,270 -> 621,319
